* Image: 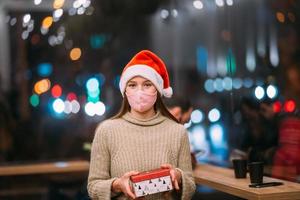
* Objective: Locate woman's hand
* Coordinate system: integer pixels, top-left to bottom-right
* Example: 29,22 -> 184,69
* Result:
160,164 -> 182,190
112,171 -> 140,199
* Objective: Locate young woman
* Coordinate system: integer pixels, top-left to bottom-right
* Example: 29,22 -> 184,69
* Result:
87,50 -> 195,200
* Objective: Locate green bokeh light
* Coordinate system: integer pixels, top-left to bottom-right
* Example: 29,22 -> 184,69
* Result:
30,94 -> 39,107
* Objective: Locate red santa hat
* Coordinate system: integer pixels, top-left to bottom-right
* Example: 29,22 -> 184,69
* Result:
119,50 -> 173,98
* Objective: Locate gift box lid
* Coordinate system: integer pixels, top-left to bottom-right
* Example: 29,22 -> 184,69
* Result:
130,168 -> 171,183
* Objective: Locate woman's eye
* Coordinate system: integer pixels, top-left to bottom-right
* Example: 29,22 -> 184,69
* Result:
128,84 -> 136,88
144,83 -> 152,87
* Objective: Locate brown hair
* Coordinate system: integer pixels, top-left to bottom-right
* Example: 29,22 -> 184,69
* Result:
111,94 -> 179,123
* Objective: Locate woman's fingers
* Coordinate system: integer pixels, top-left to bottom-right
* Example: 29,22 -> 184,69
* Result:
174,179 -> 180,190
170,170 -> 180,190
126,171 -> 139,199
125,171 -> 140,177
118,170 -> 139,199
169,169 -> 180,190
125,182 -> 136,199
161,163 -> 181,190
170,169 -> 177,182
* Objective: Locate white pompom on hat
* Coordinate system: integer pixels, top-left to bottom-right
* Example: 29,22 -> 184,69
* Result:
119,50 -> 173,98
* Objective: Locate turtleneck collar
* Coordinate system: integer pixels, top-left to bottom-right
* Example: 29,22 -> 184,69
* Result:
122,111 -> 166,126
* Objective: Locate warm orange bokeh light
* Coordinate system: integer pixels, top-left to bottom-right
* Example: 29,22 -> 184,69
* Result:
276,12 -> 285,23
34,79 -> 51,95
70,48 -> 82,61
53,0 -> 65,9
42,16 -> 53,29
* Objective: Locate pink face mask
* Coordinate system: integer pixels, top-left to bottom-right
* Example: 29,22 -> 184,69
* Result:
126,90 -> 157,113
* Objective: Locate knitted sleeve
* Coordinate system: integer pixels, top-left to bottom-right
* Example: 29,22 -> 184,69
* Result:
176,131 -> 196,200
87,123 -> 118,200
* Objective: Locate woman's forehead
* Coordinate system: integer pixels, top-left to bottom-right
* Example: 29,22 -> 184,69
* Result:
128,76 -> 151,83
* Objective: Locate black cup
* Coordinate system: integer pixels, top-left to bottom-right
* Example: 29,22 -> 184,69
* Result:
248,162 -> 264,184
232,159 -> 247,178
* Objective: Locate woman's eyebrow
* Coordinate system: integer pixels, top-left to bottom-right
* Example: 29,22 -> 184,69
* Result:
127,81 -> 136,84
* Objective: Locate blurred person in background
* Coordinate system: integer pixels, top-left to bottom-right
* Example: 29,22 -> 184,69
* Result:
231,97 -> 278,165
235,97 -> 264,162
87,50 -> 195,200
164,97 -> 197,170
164,96 -> 193,124
258,99 -> 280,166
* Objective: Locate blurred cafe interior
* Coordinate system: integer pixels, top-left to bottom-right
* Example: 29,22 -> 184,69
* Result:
0,0 -> 300,199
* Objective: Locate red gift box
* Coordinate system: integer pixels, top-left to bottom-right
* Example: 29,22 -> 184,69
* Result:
130,168 -> 173,197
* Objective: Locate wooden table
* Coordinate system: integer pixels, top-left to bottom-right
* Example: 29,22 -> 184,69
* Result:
194,164 -> 300,200
0,160 -> 90,197
0,160 -> 89,176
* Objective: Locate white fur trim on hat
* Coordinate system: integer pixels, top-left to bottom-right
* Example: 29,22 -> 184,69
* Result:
163,87 -> 173,98
119,65 -> 164,96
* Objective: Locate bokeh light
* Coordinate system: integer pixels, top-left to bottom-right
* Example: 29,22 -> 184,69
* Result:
34,79 -> 51,95
222,77 -> 233,91
215,0 -> 224,7
209,124 -> 224,147
232,78 -> 242,89
226,0 -> 233,6
34,0 -> 42,5
160,9 -> 169,19
204,79 -> 215,93
40,27 -> 49,35
23,14 -> 31,24
191,125 -> 206,150
86,78 -> 99,91
88,89 -> 100,98
71,100 -> 80,113
30,94 -> 40,107
193,0 -> 203,10
64,100 -> 72,114
191,109 -> 204,124
284,100 -> 296,113
273,101 -> 281,113
51,84 -> 62,98
53,9 -> 64,19
266,85 -> 277,99
243,78 -> 254,88
95,101 -> 106,116
53,0 -> 65,9
37,63 -> 53,77
70,48 -> 82,61
53,98 -> 65,114
214,78 -> 224,92
254,86 -> 265,100
85,102 -> 95,116
276,12 -> 285,23
66,92 -> 77,101
90,35 -> 106,49
42,16 -> 53,29
208,108 -> 221,122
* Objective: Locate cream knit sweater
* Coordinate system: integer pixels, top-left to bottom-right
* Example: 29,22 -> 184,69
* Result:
87,111 -> 196,200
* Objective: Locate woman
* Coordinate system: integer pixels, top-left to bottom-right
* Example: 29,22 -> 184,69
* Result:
87,50 -> 195,200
